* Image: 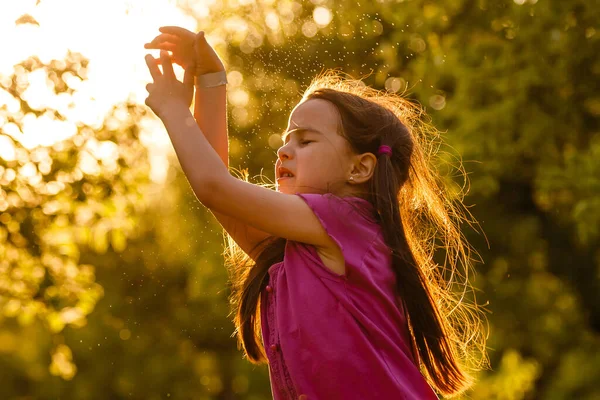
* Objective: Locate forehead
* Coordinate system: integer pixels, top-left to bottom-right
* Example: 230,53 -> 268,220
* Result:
288,98 -> 340,135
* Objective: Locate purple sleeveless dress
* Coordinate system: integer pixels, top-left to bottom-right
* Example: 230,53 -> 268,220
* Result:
260,193 -> 439,399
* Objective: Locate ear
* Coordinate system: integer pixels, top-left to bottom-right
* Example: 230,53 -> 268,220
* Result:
348,152 -> 377,184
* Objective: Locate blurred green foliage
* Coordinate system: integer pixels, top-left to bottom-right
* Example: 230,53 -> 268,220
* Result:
1,0 -> 599,399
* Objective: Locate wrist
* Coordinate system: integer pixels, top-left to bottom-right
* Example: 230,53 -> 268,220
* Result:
195,70 -> 228,88
159,101 -> 193,124
194,60 -> 225,76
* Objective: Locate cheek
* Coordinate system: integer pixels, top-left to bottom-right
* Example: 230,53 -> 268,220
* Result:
300,148 -> 339,178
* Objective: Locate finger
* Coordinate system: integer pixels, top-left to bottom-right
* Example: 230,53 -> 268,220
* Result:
195,31 -> 206,50
159,26 -> 195,39
144,42 -> 177,52
146,56 -> 160,64
195,31 -> 210,52
183,68 -> 194,89
145,97 -> 155,111
145,54 -> 162,81
160,50 -> 176,81
145,54 -> 173,65
145,33 -> 181,48
145,83 -> 154,92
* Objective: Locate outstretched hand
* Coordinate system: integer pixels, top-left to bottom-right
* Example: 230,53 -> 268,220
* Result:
145,26 -> 197,70
145,26 -> 225,76
144,50 -> 193,119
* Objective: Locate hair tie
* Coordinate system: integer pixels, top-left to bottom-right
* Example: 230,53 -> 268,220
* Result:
377,145 -> 392,157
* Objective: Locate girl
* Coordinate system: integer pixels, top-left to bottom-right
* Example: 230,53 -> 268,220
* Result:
144,27 -> 486,399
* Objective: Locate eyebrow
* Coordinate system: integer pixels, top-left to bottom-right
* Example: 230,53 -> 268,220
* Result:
281,127 -> 323,143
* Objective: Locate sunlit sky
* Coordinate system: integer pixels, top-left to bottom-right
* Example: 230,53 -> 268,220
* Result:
1,0 -> 203,181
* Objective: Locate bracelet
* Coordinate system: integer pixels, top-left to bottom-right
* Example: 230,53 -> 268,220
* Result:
194,70 -> 228,88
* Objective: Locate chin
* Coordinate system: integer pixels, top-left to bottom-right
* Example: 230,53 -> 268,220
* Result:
277,186 -> 297,194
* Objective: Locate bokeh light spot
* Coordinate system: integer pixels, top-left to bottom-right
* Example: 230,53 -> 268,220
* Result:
302,21 -> 318,38
429,94 -> 446,110
119,329 -> 131,340
385,77 -> 406,93
268,134 -> 283,149
313,7 -> 332,27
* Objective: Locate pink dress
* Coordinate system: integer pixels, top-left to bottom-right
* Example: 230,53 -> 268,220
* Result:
260,193 -> 439,400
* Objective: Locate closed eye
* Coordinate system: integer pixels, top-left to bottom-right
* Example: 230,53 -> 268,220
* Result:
300,140 -> 313,145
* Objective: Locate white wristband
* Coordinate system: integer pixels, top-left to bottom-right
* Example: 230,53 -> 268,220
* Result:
194,70 -> 228,88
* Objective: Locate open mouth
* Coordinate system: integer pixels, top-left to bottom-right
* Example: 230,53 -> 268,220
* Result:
277,170 -> 294,180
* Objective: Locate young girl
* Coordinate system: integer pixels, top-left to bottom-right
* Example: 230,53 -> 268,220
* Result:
144,27 -> 486,399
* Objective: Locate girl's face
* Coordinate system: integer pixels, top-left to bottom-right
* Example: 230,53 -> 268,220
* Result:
275,99 -> 355,195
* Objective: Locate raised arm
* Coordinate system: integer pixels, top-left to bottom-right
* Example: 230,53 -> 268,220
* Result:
144,52 -> 335,265
145,28 -> 272,260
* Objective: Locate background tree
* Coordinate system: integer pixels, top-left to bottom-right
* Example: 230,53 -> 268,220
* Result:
1,0 -> 598,399
0,51 -> 153,380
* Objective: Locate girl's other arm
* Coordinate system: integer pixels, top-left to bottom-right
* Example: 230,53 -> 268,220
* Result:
194,84 -> 273,260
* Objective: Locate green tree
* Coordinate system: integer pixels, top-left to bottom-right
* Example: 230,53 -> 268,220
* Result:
0,51 -> 157,380
1,0 -> 599,398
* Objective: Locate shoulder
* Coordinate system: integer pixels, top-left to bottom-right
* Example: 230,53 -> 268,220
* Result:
292,193 -> 381,277
296,193 -> 377,226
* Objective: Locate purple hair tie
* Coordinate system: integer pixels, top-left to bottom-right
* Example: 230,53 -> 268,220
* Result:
377,145 -> 392,156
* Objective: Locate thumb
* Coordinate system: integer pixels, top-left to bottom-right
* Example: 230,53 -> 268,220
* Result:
195,31 -> 206,49
194,32 -> 206,73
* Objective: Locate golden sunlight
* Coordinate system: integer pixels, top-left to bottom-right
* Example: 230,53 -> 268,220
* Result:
1,0 -> 202,181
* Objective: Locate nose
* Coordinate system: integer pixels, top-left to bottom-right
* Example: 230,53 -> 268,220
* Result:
277,143 -> 292,161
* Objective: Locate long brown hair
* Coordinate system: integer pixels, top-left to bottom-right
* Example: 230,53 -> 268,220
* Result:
224,70 -> 487,397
